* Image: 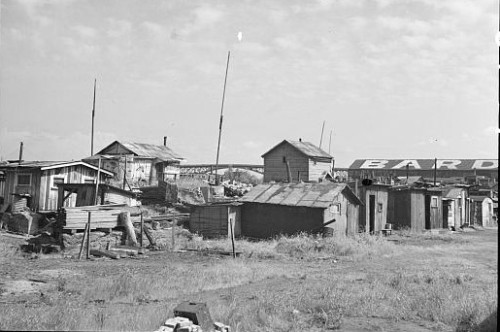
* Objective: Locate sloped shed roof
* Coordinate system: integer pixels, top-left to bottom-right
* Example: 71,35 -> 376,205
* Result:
95,141 -> 184,162
240,182 -> 362,208
442,187 -> 464,199
1,160 -> 114,176
261,140 -> 332,159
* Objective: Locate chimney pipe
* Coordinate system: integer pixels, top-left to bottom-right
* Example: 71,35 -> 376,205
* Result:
163,136 -> 167,146
18,142 -> 24,164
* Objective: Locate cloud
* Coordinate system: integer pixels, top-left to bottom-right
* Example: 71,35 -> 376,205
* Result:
141,21 -> 165,36
106,18 -> 132,38
193,5 -> 224,26
72,25 -> 97,39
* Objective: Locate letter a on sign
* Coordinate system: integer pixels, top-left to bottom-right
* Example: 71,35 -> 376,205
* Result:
360,160 -> 389,169
392,160 -> 421,169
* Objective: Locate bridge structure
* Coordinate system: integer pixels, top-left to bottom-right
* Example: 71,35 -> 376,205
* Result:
179,164 -> 264,175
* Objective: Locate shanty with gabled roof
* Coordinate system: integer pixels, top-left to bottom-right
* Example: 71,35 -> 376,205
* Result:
0,160 -> 113,212
84,140 -> 185,189
240,182 -> 361,238
261,139 -> 334,183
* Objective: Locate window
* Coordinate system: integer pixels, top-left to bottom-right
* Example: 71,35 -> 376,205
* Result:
17,174 -> 31,186
52,176 -> 65,189
329,203 -> 341,214
377,203 -> 383,213
84,178 -> 95,184
431,196 -> 438,208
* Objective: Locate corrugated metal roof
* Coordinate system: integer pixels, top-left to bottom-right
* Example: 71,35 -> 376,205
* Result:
262,140 -> 332,159
94,141 -> 184,162
121,142 -> 184,161
240,182 -> 361,208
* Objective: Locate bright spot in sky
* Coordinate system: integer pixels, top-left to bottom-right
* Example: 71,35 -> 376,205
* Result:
237,31 -> 242,42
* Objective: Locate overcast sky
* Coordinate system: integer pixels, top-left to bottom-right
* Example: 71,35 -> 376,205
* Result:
0,0 -> 497,167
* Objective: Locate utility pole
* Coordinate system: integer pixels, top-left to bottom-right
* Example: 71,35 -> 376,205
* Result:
214,51 -> 231,185
319,120 -> 325,149
91,79 -> 96,156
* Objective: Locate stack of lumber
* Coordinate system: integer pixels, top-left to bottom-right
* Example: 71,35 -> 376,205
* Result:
62,204 -> 125,231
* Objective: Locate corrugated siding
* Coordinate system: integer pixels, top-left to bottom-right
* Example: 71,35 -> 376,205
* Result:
263,143 -> 309,183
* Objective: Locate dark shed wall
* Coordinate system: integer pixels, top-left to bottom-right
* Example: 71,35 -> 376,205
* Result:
388,190 -> 412,229
263,144 -> 309,183
241,203 -> 324,238
189,205 -> 241,238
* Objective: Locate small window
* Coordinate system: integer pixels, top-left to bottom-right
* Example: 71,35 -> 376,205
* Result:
84,178 -> 95,184
282,156 -> 286,163
377,203 -> 383,213
431,196 -> 438,208
17,174 -> 31,186
329,203 -> 341,214
52,176 -> 65,189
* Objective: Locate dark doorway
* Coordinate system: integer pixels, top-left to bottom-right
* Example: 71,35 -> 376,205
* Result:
425,195 -> 431,230
442,201 -> 449,229
369,195 -> 375,233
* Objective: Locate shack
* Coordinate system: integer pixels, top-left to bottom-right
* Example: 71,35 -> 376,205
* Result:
84,140 -> 184,189
441,187 -> 468,229
188,201 -> 242,238
470,195 -> 496,227
240,182 -> 362,238
350,182 -> 390,233
0,161 -> 113,212
261,139 -> 333,183
388,186 -> 443,232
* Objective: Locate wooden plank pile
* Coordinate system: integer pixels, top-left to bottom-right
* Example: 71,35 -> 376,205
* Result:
61,204 -> 126,231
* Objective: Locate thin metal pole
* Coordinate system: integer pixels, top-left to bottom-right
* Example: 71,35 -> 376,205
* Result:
214,51 -> 231,185
433,158 -> 437,187
91,79 -> 96,155
328,129 -> 332,154
319,120 -> 325,149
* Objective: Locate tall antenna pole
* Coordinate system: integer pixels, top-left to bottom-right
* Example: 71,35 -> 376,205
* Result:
214,51 -> 231,185
319,120 -> 325,149
328,129 -> 332,155
91,78 -> 96,155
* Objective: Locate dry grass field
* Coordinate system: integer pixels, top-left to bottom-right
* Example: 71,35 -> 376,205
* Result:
0,227 -> 497,332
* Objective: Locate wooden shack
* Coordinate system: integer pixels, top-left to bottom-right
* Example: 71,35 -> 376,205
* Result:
388,187 -> 443,232
84,140 -> 184,189
1,161 -> 113,212
240,182 -> 362,238
441,187 -> 468,229
350,182 -> 390,233
189,202 -> 242,238
261,140 -> 333,183
470,195 -> 496,227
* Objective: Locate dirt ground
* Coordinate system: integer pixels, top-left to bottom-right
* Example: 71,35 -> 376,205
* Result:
0,228 -> 497,332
